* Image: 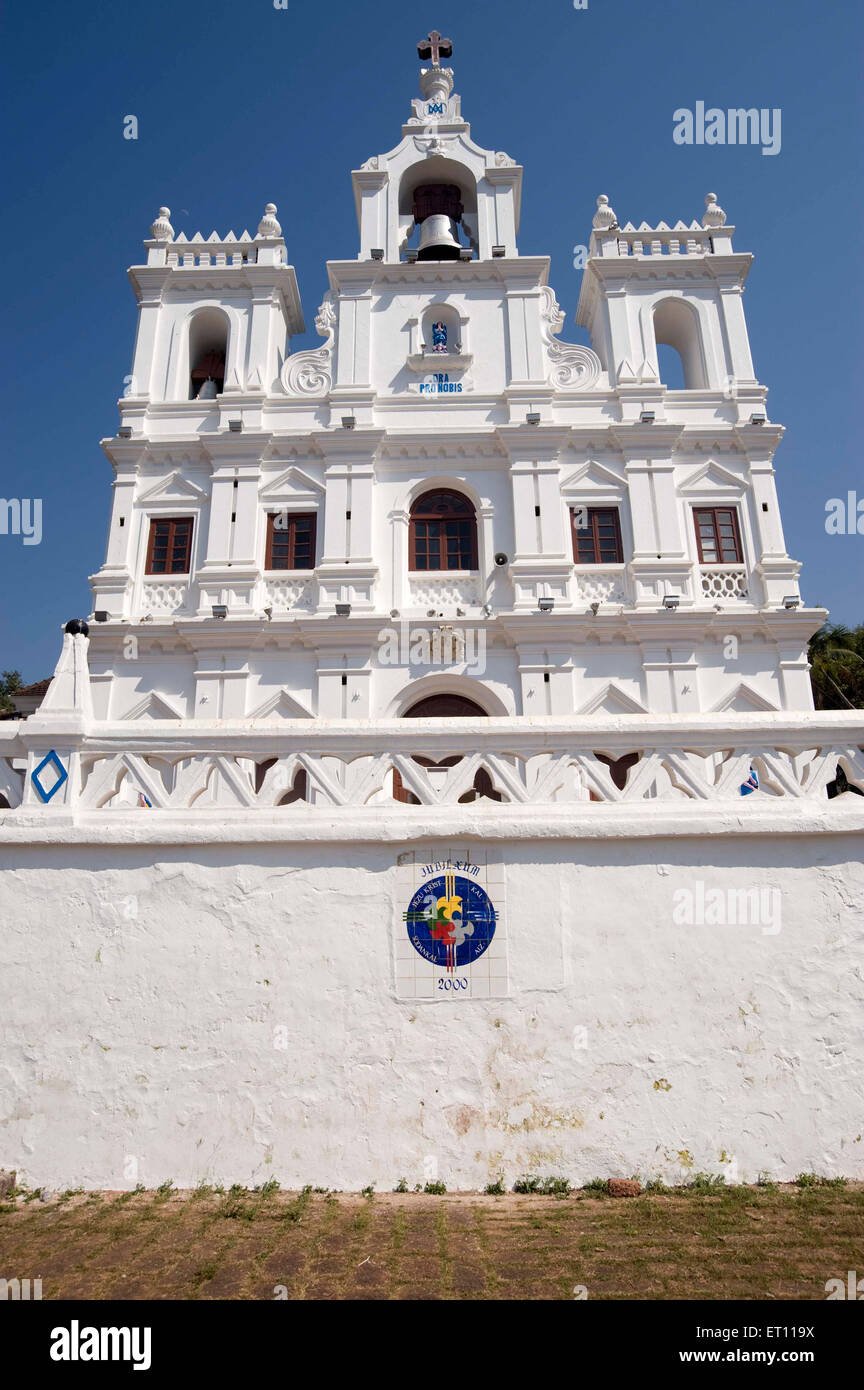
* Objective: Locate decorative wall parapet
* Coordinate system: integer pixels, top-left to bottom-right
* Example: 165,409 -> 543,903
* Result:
3,712 -> 862,814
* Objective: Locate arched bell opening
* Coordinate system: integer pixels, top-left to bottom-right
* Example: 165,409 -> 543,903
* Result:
398,157 -> 477,262
187,308 -> 228,400
392,693 -> 502,804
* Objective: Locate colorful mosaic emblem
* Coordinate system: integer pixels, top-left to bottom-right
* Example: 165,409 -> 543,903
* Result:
404,868 -> 497,973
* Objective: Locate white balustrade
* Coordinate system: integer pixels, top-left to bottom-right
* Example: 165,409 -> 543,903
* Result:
2,714 -> 861,813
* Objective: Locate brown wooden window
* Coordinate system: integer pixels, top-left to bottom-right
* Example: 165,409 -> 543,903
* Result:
409,490 -> 478,571
571,507 -> 623,564
693,507 -> 743,564
265,512 -> 317,570
145,517 -> 194,574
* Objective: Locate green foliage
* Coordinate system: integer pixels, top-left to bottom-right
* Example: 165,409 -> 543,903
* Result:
685,1172 -> 726,1193
394,1177 -> 409,1193
580,1178 -> 611,1195
513,1174 -> 542,1193
423,1180 -> 447,1194
514,1174 -> 572,1195
795,1172 -> 847,1189
540,1176 -> 571,1196
361,1184 -> 375,1198
808,623 -> 864,710
0,670 -> 22,714
484,1178 -> 506,1195
643,1177 -> 668,1194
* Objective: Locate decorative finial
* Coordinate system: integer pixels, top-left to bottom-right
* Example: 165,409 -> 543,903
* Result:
257,203 -> 282,238
417,29 -> 452,65
150,207 -> 174,241
592,194 -> 617,230
702,192 -> 726,227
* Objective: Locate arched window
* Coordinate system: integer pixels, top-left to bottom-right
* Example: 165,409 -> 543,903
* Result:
409,490 -> 478,571
188,309 -> 228,400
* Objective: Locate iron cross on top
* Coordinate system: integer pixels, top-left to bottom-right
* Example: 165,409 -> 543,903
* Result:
417,30 -> 453,65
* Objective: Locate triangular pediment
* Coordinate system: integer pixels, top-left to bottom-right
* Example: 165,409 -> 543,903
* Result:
259,466 -> 324,500
578,683 -> 647,715
138,471 -> 206,503
248,688 -> 313,719
678,460 -> 746,496
710,682 -> 778,713
118,690 -> 186,720
561,458 -> 626,493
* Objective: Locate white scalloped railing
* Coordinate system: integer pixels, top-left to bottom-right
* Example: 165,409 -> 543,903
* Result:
3,715 -> 861,813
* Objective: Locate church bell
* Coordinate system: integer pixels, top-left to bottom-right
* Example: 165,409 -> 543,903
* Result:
412,183 -> 464,261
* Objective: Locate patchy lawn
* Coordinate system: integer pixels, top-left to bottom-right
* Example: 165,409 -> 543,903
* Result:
0,1184 -> 861,1300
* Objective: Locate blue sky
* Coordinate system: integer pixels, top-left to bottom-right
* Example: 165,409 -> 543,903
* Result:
1,0 -> 861,681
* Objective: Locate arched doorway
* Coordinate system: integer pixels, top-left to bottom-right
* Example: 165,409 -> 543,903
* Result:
393,693 -> 503,804
403,694 -> 487,719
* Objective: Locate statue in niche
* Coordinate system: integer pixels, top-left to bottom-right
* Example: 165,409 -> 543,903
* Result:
431,321 -> 448,353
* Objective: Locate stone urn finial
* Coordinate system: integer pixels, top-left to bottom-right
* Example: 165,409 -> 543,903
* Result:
592,194 -> 617,230
257,202 -> 282,238
702,192 -> 726,228
150,207 -> 174,241
419,65 -> 454,106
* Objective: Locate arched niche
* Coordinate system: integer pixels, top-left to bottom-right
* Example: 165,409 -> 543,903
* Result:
420,302 -> 462,354
651,297 -> 708,390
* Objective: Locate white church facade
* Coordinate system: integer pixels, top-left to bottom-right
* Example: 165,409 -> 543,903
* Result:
1,38 -> 862,1192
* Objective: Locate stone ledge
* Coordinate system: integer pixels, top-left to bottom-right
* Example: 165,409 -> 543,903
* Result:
1,800 -> 862,847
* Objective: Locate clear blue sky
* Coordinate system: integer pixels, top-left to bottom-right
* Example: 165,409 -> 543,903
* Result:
1,0 -> 861,682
